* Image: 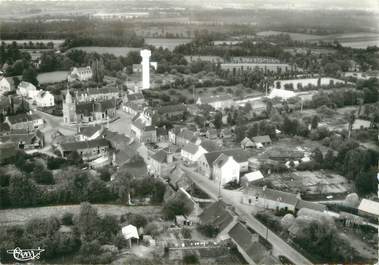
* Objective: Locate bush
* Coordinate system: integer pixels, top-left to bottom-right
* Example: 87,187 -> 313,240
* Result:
197,224 -> 219,238
183,254 -> 199,264
33,169 -> 55,185
61,212 -> 74,225
181,228 -> 192,239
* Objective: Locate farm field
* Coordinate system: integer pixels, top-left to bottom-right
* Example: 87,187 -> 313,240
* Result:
0,204 -> 162,226
67,46 -> 140,56
37,70 -> 69,84
145,38 -> 192,51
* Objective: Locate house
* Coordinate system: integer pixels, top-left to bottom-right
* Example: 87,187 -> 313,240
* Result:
212,154 -> 240,185
242,187 -> 300,212
242,187 -> 327,214
358,199 -> 379,219
351,119 -> 371,130
241,137 -> 255,149
252,135 -> 271,148
196,94 -> 234,110
268,88 -> 296,100
156,127 -> 168,142
241,170 -> 264,186
181,143 -> 207,163
125,92 -> 145,105
198,148 -> 251,178
67,66 -> 93,82
58,138 -> 110,161
35,90 -> 55,107
130,109 -> 156,143
122,224 -> 139,247
123,102 -> 146,116
0,75 -> 13,95
148,148 -> 174,177
199,200 -> 238,241
17,81 -> 38,98
77,86 -> 119,102
206,128 -> 218,139
168,127 -> 197,147
0,129 -> 44,150
76,125 -> 104,141
4,113 -> 43,131
228,223 -> 278,265
156,104 -> 187,120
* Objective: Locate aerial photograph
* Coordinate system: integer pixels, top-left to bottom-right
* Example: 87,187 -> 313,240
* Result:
0,0 -> 378,264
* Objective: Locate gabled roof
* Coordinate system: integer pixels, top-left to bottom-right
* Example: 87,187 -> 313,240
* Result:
76,100 -> 116,115
213,153 -> 230,168
79,125 -> 103,137
151,149 -> 169,163
198,94 -> 233,104
203,148 -> 251,166
200,139 -> 219,152
296,200 -> 327,212
246,187 -> 299,206
252,135 -> 271,143
59,138 -> 109,151
177,128 -> 196,142
243,170 -> 264,182
358,199 -> 379,217
128,93 -> 144,101
241,137 -> 254,146
182,143 -> 199,155
199,200 -> 235,232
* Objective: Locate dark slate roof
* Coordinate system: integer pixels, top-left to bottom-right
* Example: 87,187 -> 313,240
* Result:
76,100 -> 116,115
182,143 -> 199,154
198,94 -> 233,104
204,148 -> 251,165
213,153 -> 229,168
150,149 -> 169,163
177,128 -> 196,142
60,138 -> 109,151
156,127 -> 168,137
200,139 -> 219,152
79,125 -> 103,137
296,200 -> 327,212
128,93 -> 144,101
6,113 -> 40,124
199,200 -> 235,232
252,135 -> 272,143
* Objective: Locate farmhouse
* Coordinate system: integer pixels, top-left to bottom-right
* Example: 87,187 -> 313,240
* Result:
17,81 -> 38,98
130,109 -> 156,143
241,170 -> 264,186
58,138 -> 110,161
35,90 -> 55,107
67,66 -> 93,82
241,137 -> 255,149
169,127 -> 197,147
196,94 -> 234,110
5,113 -> 43,131
148,148 -> 174,177
181,143 -> 207,163
77,86 -> 119,102
212,154 -> 240,185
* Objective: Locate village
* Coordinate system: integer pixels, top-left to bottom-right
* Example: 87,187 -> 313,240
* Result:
0,4 -> 379,264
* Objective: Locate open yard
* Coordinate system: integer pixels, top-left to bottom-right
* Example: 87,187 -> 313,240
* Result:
37,70 -> 69,84
0,204 -> 162,226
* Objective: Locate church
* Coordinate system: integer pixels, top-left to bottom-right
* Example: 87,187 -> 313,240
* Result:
63,89 -> 117,124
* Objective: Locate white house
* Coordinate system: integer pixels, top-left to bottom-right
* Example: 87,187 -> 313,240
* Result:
35,91 -> 55,107
212,154 -> 240,186
196,94 -> 234,110
181,143 -> 207,163
0,75 -> 12,95
67,66 -> 93,82
17,81 -> 38,98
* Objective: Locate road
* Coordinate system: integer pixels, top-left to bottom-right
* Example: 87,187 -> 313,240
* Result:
181,165 -> 313,265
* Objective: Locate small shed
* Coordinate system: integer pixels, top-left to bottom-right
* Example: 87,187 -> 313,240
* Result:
122,224 -> 139,247
241,137 -> 255,149
241,170 -> 264,186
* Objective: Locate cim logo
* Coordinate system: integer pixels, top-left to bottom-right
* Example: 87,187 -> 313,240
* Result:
7,247 -> 45,262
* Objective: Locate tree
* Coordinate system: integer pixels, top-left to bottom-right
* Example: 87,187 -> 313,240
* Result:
22,67 -> 38,86
183,254 -> 199,264
75,202 -> 100,241
9,173 -> 39,207
162,193 -> 193,220
213,112 -> 223,129
346,111 -> 356,140
311,115 -> 320,129
312,148 -> 323,164
91,59 -> 105,84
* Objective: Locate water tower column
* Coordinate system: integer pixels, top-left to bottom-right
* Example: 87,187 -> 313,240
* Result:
140,49 -> 151,90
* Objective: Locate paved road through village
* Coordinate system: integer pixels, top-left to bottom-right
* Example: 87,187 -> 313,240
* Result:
181,166 -> 313,265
